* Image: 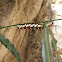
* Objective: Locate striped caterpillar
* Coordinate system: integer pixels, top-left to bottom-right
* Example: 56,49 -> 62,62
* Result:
17,22 -> 53,29
17,23 -> 44,29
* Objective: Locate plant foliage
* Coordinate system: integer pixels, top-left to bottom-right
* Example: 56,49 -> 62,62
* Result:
0,34 -> 22,62
0,19 -> 62,62
42,23 -> 61,62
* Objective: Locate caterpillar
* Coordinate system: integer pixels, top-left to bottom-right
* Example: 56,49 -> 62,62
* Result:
17,22 -> 53,29
17,23 -> 44,29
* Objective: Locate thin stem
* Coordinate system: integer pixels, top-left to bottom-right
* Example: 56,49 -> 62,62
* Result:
0,19 -> 62,29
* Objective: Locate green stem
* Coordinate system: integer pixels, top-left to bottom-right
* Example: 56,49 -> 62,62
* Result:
0,18 -> 62,29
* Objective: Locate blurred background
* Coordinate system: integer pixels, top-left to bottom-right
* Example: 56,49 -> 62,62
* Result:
51,0 -> 62,57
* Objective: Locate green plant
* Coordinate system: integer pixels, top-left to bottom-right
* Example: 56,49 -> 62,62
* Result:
42,23 -> 61,62
0,19 -> 62,62
0,34 -> 22,62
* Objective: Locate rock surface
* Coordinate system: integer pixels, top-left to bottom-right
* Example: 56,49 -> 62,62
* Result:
0,0 -> 52,62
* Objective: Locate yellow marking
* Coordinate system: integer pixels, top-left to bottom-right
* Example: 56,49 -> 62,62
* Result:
34,25 -> 37,27
22,25 -> 25,27
26,25 -> 29,27
30,25 -> 34,27
38,25 -> 42,27
17,25 -> 22,29
46,22 -> 53,26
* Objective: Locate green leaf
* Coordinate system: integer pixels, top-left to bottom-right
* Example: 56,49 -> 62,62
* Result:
42,23 -> 53,62
42,39 -> 47,62
49,30 -> 57,50
57,54 -> 61,62
0,34 -> 22,62
49,29 -> 61,62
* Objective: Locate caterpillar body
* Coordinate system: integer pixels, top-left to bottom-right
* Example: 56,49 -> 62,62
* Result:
17,22 -> 53,29
17,23 -> 43,29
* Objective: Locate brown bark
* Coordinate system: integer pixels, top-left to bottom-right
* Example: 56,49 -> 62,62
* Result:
0,0 -> 52,62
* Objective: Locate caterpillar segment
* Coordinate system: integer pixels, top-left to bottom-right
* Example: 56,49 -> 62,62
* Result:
46,22 -> 53,27
17,23 -> 43,29
17,22 -> 53,30
26,24 -> 31,29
